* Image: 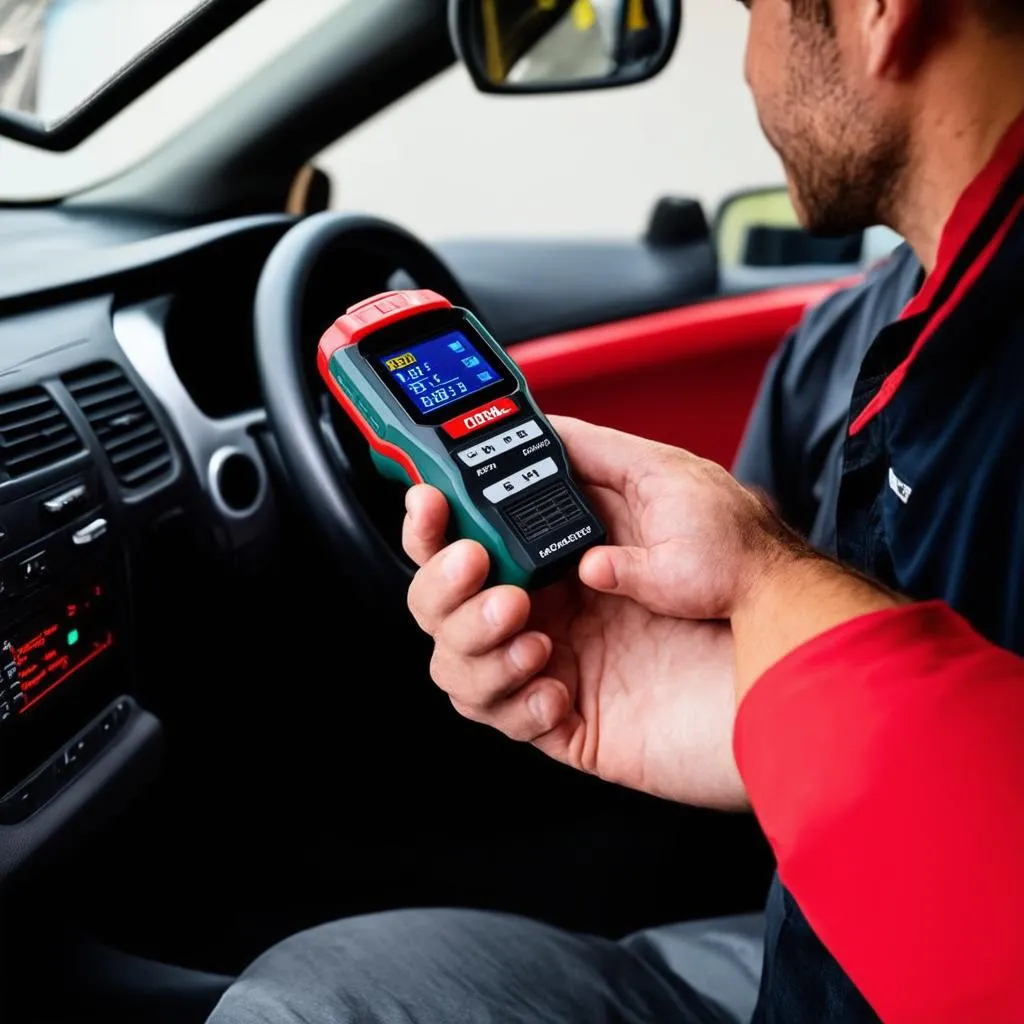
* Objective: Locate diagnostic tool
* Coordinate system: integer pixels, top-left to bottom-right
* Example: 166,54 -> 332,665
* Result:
318,289 -> 605,589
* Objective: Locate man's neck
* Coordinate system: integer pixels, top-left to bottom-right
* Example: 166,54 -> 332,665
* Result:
888,31 -> 1024,274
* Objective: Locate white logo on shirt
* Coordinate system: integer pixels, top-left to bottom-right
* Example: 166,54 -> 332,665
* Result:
888,467 -> 913,504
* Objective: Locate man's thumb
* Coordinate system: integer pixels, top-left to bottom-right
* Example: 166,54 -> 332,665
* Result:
579,545 -> 651,598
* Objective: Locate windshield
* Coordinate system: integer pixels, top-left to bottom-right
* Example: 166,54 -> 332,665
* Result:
0,0 -> 210,122
0,0 -> 352,201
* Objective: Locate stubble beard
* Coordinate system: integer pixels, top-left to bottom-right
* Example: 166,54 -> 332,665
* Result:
774,25 -> 910,236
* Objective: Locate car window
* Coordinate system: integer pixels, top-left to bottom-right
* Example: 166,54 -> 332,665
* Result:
320,4 -> 784,241
0,0 -> 354,200
0,0 -> 206,124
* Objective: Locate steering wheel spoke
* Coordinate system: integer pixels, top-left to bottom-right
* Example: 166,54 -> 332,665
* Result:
317,393 -> 356,479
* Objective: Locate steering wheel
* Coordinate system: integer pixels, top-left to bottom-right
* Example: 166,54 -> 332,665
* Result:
254,213 -> 476,600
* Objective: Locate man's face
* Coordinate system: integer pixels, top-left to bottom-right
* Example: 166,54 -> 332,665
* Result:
742,0 -> 909,234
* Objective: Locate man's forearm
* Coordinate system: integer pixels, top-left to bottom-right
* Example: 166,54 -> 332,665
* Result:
729,548 -> 1024,1021
731,549 -> 900,700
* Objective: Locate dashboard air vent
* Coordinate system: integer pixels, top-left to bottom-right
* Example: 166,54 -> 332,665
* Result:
64,363 -> 172,489
0,387 -> 82,481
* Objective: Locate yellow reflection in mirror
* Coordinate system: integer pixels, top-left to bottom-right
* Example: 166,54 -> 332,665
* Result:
571,0 -> 596,32
481,0 -> 505,83
626,0 -> 650,31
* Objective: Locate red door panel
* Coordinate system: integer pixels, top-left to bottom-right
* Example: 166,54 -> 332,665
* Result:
509,279 -> 857,468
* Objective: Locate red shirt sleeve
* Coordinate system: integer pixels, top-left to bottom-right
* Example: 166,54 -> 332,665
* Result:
734,601 -> 1024,1023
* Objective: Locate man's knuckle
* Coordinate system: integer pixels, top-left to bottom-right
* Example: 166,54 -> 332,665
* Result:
450,695 -> 486,725
503,719 -> 539,743
406,589 -> 426,630
428,647 -> 450,689
407,568 -> 441,626
401,513 -> 415,544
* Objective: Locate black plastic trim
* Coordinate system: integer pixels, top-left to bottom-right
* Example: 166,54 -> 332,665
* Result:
0,698 -> 134,824
70,0 -> 456,222
0,698 -> 162,885
437,237 -> 718,344
0,214 -> 291,311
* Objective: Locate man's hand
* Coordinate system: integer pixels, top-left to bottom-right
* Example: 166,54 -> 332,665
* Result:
402,433 -> 748,810
558,417 -> 899,698
561,418 -> 794,620
403,415 -> 896,809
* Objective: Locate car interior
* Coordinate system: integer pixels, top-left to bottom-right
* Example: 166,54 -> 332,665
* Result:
0,1 -> 894,1021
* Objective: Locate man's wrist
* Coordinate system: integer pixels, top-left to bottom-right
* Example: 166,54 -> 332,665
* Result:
732,536 -> 835,644
729,506 -> 899,700
732,497 -> 821,620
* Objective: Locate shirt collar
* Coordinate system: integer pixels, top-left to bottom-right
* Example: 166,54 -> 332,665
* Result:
901,106 -> 1024,321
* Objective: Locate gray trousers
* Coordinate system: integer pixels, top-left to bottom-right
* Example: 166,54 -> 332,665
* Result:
206,909 -> 764,1024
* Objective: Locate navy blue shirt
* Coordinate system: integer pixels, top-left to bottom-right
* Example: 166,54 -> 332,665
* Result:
734,113 -> 1024,1020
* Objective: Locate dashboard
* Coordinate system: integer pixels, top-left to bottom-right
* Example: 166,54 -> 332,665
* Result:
0,210 -> 302,884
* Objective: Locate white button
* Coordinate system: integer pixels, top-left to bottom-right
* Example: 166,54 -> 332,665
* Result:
496,419 -> 543,450
482,457 -> 559,504
72,518 -> 108,546
457,439 -> 496,465
458,419 -> 543,466
44,484 -> 87,514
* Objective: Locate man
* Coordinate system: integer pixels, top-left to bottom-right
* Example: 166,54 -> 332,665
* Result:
209,0 -> 1024,1019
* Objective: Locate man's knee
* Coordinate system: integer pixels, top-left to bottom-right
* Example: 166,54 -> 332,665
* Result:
207,908 -> 587,1024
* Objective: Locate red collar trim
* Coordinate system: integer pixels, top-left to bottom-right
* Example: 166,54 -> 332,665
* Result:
848,107 -> 1024,436
901,108 -> 1024,321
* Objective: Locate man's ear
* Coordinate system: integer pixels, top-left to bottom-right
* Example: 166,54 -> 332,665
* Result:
858,0 -> 936,79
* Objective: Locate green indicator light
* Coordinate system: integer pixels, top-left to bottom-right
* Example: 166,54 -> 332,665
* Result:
67,629 -> 80,647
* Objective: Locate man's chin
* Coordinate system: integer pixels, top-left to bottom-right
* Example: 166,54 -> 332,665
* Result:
779,174 -> 815,230
789,185 -> 870,238
804,212 -> 873,238
787,188 -> 813,232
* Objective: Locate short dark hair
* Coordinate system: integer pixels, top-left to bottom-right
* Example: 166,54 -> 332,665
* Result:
976,0 -> 1024,31
788,0 -> 1024,33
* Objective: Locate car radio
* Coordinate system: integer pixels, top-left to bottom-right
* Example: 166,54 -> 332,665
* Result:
0,579 -> 114,723
0,466 -> 127,798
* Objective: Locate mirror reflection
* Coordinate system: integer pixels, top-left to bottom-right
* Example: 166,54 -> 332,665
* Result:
472,0 -> 671,90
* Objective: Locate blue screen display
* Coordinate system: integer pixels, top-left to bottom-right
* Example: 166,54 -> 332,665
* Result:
379,330 -> 501,414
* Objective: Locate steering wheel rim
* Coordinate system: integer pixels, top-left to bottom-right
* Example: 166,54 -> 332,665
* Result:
254,212 -> 475,598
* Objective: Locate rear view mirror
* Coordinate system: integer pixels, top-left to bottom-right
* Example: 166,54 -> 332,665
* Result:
450,0 -> 681,94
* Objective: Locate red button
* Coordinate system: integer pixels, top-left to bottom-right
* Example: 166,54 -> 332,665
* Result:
442,397 -> 519,439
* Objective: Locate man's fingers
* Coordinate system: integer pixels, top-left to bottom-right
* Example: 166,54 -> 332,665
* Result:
432,630 -> 553,711
580,544 -> 706,617
407,539 -> 490,635
579,544 -> 653,599
549,415 -> 659,490
402,485 -> 450,567
435,585 -> 532,657
450,672 -> 572,743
